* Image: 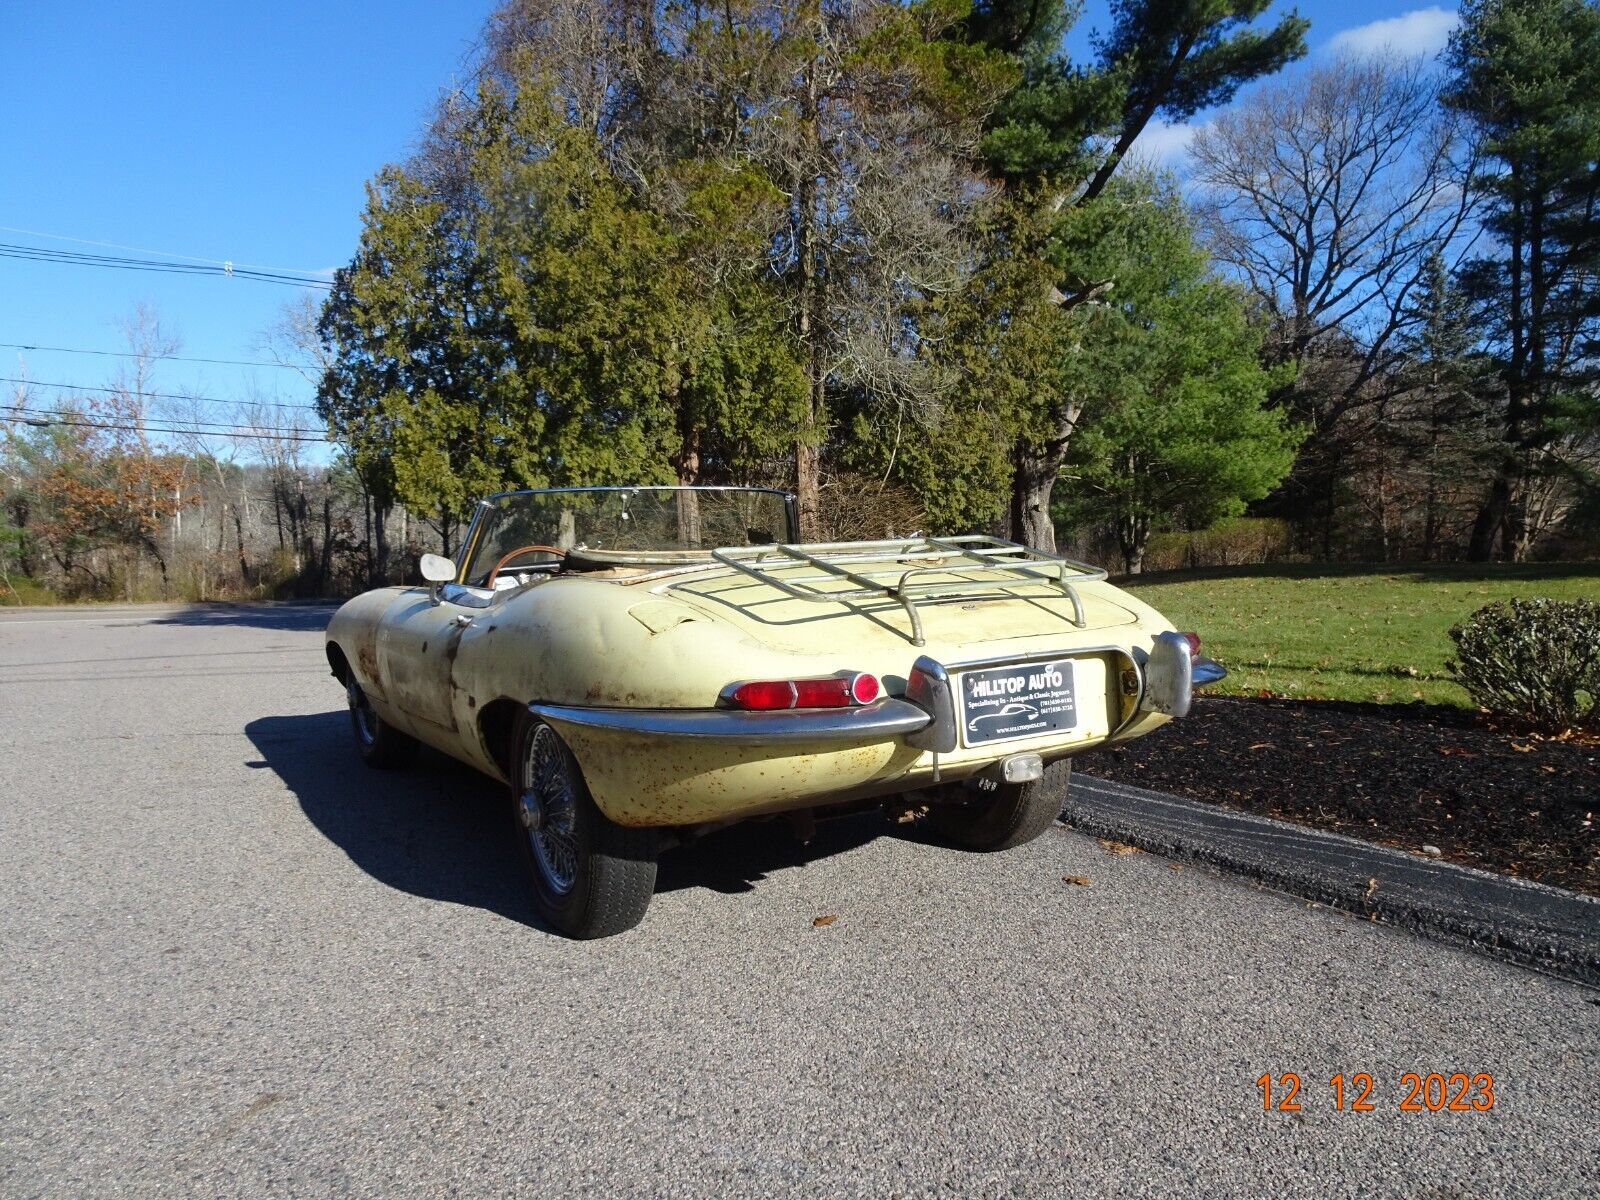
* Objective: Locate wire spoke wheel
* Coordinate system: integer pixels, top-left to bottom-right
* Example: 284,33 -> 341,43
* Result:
520,725 -> 581,896
508,714 -> 659,938
347,677 -> 377,747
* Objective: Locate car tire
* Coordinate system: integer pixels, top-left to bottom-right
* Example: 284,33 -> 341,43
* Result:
346,676 -> 419,769
509,712 -> 658,939
925,759 -> 1071,852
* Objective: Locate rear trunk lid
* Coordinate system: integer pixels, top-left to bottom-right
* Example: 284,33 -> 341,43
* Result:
662,540 -> 1143,658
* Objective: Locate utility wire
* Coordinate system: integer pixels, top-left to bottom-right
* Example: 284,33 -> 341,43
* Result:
0,242 -> 333,289
0,342 -> 306,371
1,406 -> 330,444
0,224 -> 337,275
0,375 -> 319,413
3,403 -> 325,438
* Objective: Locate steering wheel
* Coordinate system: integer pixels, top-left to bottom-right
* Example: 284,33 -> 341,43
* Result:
484,544 -> 568,586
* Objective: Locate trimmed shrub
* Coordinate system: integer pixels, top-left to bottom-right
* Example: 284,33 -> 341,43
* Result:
1447,598 -> 1600,732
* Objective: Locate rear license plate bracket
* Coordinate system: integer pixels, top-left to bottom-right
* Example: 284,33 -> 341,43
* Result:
957,659 -> 1077,747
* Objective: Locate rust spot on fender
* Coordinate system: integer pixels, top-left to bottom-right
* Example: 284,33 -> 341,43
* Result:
356,643 -> 380,688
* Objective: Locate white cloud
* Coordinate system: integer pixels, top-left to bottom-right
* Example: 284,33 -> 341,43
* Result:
1326,6 -> 1459,58
1128,118 -> 1200,168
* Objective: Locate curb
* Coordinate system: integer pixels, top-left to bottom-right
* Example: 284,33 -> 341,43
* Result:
1068,773 -> 1600,988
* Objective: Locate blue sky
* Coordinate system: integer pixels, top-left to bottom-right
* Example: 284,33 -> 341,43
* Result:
0,1 -> 1458,452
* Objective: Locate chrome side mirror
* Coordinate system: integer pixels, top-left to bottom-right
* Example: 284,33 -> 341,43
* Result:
420,553 -> 457,605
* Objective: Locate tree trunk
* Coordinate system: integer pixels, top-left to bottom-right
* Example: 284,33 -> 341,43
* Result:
1009,442 -> 1058,553
794,442 -> 822,541
1007,402 -> 1081,553
792,37 -> 825,542
1116,507 -> 1149,576
231,503 -> 250,584
374,498 -> 391,586
673,423 -> 702,546
1468,456 -> 1515,561
319,495 -> 333,595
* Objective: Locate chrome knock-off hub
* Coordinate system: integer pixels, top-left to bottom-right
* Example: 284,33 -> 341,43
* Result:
518,789 -> 544,832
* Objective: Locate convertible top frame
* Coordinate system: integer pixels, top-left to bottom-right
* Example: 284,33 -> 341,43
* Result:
708,535 -> 1108,647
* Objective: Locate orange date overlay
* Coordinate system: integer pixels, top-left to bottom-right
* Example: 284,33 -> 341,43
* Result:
1256,1072 -> 1495,1113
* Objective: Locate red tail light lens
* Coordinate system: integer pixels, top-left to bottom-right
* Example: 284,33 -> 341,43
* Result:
728,680 -> 799,710
850,672 -> 881,704
1179,632 -> 1201,659
725,673 -> 881,710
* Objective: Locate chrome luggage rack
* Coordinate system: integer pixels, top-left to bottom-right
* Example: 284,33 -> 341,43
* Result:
708,535 -> 1108,646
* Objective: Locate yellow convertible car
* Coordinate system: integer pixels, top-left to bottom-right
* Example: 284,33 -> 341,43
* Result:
325,486 -> 1223,937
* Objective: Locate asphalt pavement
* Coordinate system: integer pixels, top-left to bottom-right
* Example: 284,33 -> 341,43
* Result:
1,603 -> 1596,1198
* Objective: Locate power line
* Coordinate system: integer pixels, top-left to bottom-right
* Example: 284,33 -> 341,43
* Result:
1,406 -> 330,444
0,375 -> 319,413
0,242 -> 333,290
0,224 -> 335,276
0,342 -> 306,371
4,403 -> 325,438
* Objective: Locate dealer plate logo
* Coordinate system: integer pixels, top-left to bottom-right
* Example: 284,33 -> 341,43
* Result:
958,659 -> 1077,746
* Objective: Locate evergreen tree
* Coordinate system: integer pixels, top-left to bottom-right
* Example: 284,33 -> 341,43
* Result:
1394,254 -> 1501,559
1445,0 -> 1600,560
957,0 -> 1309,549
1052,181 -> 1301,573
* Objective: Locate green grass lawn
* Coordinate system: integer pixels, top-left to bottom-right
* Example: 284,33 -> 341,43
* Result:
1123,562 -> 1600,707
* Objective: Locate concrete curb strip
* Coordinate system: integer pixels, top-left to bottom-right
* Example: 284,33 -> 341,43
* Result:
1068,773 -> 1600,988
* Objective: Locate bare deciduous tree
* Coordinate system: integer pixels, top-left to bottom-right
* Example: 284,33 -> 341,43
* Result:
1190,55 -> 1480,550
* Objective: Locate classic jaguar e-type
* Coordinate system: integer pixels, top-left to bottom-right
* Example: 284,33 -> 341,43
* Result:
324,486 -> 1223,937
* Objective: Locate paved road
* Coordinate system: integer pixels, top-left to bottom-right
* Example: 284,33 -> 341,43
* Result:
1,604 -> 1596,1198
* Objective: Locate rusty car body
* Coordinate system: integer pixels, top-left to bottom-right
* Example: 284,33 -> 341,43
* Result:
325,485 -> 1223,937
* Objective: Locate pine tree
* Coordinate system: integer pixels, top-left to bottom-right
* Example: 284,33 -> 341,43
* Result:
1445,0 -> 1600,560
1052,180 -> 1301,573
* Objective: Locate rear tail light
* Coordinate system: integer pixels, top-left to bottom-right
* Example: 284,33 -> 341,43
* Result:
1178,632 -> 1201,659
724,672 -> 881,710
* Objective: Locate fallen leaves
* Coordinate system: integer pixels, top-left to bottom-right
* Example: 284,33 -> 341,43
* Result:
1062,875 -> 1092,887
1438,746 -> 1477,758
1364,877 -> 1380,900
1097,838 -> 1142,856
812,914 -> 837,928
1247,742 -> 1275,751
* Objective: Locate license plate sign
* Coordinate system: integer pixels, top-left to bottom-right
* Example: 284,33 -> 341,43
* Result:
958,659 -> 1077,747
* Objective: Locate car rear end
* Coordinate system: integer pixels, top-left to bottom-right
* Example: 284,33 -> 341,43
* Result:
533,539 -> 1220,828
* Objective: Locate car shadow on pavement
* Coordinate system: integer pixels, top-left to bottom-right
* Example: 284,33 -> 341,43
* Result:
247,710 -> 539,925
155,603 -> 339,633
656,812 -> 885,895
247,709 -> 884,925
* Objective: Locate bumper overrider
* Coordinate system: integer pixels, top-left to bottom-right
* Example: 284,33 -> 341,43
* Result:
531,632 -> 1225,745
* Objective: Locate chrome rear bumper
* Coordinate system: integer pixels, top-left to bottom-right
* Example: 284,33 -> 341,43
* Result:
1139,632 -> 1226,719
535,638 -> 1226,747
530,698 -> 933,743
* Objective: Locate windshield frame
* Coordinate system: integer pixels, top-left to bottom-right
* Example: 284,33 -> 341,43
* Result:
454,485 -> 799,583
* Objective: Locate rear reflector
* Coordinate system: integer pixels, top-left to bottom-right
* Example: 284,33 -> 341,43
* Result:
1178,632 -> 1201,659
850,673 -> 881,704
726,673 -> 881,711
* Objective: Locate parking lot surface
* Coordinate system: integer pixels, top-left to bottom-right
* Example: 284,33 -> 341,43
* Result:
2,604 -> 1596,1198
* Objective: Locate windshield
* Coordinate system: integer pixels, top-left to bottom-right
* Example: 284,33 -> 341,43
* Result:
460,487 -> 795,584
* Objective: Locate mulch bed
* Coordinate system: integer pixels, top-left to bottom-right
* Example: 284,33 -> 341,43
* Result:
1085,696 -> 1599,897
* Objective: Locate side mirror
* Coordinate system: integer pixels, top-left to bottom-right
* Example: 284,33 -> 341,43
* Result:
420,553 -> 457,605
